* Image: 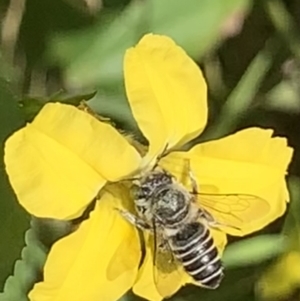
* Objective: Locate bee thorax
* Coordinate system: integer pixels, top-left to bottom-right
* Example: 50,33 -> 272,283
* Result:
155,188 -> 188,221
133,170 -> 192,228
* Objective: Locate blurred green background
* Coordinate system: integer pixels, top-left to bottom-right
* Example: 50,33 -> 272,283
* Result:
0,0 -> 300,300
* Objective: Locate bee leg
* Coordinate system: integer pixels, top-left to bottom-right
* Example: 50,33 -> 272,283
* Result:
198,208 -> 222,228
157,238 -> 169,250
116,208 -> 152,231
156,144 -> 169,162
197,208 -> 216,224
186,159 -> 198,195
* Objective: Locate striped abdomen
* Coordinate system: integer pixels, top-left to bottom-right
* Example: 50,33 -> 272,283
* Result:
169,222 -> 224,289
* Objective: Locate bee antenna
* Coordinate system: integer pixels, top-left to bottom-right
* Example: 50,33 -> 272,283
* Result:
126,176 -> 140,181
152,143 -> 169,170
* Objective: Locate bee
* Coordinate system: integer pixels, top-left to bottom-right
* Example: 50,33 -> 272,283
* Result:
118,164 -> 269,297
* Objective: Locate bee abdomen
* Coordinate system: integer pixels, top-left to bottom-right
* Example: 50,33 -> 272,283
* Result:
186,250 -> 223,289
170,222 -> 224,289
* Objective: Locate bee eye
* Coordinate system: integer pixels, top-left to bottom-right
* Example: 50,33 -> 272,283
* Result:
162,175 -> 173,185
133,185 -> 151,199
142,186 -> 151,195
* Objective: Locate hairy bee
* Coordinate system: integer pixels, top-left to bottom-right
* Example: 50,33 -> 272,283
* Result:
119,168 -> 223,290
118,167 -> 268,296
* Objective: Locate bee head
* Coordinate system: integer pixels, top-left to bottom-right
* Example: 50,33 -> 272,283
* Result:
133,170 -> 173,200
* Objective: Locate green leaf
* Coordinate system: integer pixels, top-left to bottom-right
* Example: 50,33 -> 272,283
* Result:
150,0 -> 250,58
0,224 -> 47,301
48,3 -> 144,87
88,86 -> 138,132
118,290 -> 145,301
30,217 -> 74,248
223,234 -> 285,268
0,79 -> 29,289
48,0 -> 250,88
0,218 -> 73,300
20,90 -> 97,121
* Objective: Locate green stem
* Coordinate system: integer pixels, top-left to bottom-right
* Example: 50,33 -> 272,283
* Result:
203,36 -> 282,140
264,0 -> 300,60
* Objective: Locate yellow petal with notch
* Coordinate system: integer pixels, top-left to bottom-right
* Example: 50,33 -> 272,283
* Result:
161,128 -> 293,236
29,186 -> 141,301
124,34 -> 207,168
4,103 -> 141,219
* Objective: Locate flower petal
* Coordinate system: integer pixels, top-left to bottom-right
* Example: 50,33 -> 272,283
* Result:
4,103 -> 141,219
133,235 -> 184,301
212,228 -> 228,255
133,246 -> 164,301
161,128 -> 293,236
124,34 -> 207,167
29,186 -> 141,301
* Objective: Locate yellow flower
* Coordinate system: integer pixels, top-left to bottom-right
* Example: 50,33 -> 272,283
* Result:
257,251 -> 300,300
4,34 -> 293,301
256,190 -> 300,301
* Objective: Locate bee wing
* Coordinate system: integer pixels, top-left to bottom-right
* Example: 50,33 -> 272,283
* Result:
152,228 -> 184,297
197,193 -> 271,233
